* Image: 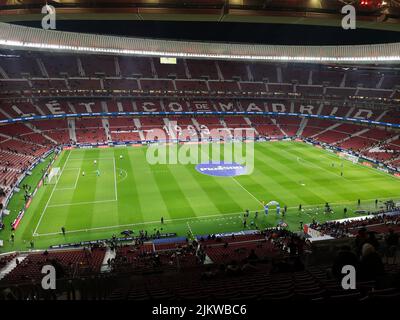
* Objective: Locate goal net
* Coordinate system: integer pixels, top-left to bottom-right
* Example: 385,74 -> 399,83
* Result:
46,167 -> 61,185
340,152 -> 359,164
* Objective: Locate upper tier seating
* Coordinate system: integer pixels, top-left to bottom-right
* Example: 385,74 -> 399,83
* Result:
0,52 -> 398,100
118,57 -> 153,78
80,56 -> 116,77
0,55 -> 42,78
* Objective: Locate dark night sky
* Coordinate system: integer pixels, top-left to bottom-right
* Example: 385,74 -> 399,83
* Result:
12,20 -> 400,46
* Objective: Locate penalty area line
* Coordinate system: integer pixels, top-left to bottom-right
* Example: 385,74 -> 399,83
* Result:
33,151 -> 71,236
231,177 -> 263,206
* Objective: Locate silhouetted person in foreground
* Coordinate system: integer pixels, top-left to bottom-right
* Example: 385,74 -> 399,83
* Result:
332,245 -> 359,279
359,243 -> 384,281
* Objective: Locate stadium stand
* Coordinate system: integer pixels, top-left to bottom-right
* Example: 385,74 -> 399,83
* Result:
1,49 -> 400,302
1,223 -> 399,301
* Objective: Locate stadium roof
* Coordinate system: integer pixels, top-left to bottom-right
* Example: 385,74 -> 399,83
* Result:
0,22 -> 400,64
1,1 -> 400,33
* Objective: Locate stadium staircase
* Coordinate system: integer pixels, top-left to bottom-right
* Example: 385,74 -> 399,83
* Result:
243,117 -> 260,136
183,59 -> 191,78
101,118 -> 111,142
219,119 -> 230,135
163,118 -> 176,139
270,118 -> 287,136
310,122 -> 342,139
375,110 -> 388,121
0,106 -> 15,119
100,101 -> 108,113
100,248 -> 116,273
113,57 -> 121,77
0,254 -> 27,281
333,128 -> 370,145
0,65 -> 8,79
191,118 -> 201,132
296,117 -> 308,137
24,122 -> 58,145
77,57 -> 85,77
383,134 -> 400,145
276,66 -> 282,83
36,58 -> 49,78
133,118 -> 146,142
65,101 -> 75,114
361,133 -> 400,153
67,118 -> 77,143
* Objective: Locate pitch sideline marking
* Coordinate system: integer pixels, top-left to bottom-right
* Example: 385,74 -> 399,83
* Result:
67,157 -> 115,161
33,194 -> 399,237
34,211 -> 248,237
33,151 -> 72,236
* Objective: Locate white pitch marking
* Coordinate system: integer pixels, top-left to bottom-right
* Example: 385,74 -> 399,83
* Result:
47,199 -> 117,208
33,151 -> 72,235
231,177 -> 263,206
186,221 -> 194,237
34,211 -> 247,237
33,194 -> 398,237
113,157 -> 118,201
67,157 -> 115,161
322,150 -> 400,181
116,168 -> 128,184
56,167 -> 80,190
73,167 -> 80,189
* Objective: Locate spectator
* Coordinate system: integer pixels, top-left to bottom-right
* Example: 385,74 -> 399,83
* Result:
384,228 -> 399,262
331,245 -> 359,279
359,243 -> 384,281
247,249 -> 258,261
354,228 -> 368,256
385,228 -> 399,247
366,231 -> 380,251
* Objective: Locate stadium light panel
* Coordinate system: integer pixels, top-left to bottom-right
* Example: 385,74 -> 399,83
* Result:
160,57 -> 177,64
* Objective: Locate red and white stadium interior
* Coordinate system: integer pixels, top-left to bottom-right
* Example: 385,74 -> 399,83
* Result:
0,50 -> 399,204
0,0 -> 400,303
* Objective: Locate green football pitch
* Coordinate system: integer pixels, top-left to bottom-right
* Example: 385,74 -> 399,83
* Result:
2,140 -> 400,252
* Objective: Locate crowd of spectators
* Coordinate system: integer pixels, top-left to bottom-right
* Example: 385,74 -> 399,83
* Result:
263,228 -> 309,255
108,239 -> 198,273
310,211 -> 400,238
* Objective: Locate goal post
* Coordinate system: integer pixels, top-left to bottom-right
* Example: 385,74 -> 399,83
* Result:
344,153 -> 358,163
46,167 -> 61,185
340,153 -> 359,164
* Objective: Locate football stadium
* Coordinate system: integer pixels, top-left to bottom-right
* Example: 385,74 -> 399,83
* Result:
0,0 -> 400,305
